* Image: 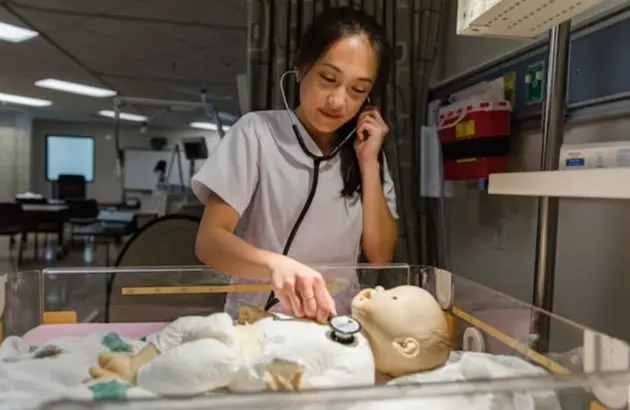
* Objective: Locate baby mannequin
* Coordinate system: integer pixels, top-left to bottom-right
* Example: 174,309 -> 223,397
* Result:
89,285 -> 452,395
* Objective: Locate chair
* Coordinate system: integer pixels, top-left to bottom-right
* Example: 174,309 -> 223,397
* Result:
57,174 -> 86,200
66,199 -> 99,245
0,202 -> 24,263
105,214 -> 227,322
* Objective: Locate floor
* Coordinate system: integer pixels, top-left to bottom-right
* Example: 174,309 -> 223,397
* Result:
0,234 -> 120,335
0,235 -> 114,273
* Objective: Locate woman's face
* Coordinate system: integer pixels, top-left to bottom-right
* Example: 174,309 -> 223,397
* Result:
298,34 -> 378,136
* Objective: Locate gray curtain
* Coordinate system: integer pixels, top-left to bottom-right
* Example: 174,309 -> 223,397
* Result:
247,0 -> 446,266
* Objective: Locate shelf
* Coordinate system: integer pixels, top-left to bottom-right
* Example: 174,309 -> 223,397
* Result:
457,0 -> 604,38
487,168 -> 630,199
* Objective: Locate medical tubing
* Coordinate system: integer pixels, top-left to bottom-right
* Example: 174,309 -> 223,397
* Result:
264,155 -> 322,311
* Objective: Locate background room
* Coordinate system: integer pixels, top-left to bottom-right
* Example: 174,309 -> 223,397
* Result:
0,0 -> 246,268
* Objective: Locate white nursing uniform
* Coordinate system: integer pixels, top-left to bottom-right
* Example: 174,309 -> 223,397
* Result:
192,110 -> 398,317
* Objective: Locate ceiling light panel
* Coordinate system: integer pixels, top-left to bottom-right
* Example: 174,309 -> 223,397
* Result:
98,110 -> 148,122
0,92 -> 52,107
36,79 -> 117,98
190,121 -> 231,132
0,21 -> 38,43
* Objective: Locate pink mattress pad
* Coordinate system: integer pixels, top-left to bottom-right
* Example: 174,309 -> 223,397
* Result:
22,323 -> 168,345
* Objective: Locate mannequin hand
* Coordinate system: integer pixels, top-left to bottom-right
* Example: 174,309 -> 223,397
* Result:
268,254 -> 337,323
265,371 -> 303,392
355,106 -> 388,164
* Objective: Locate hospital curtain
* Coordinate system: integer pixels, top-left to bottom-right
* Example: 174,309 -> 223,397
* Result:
247,0 -> 447,270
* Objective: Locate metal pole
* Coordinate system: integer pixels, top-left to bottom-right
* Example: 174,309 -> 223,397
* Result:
532,21 -> 571,353
118,96 -> 205,109
113,98 -> 124,204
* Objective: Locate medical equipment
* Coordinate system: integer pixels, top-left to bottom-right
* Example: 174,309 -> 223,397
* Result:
558,141 -> 630,170
263,71 -> 361,311
1,264 -> 628,409
328,315 -> 362,345
438,99 -> 512,181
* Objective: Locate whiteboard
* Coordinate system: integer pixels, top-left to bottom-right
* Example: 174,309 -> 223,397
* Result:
123,149 -> 196,191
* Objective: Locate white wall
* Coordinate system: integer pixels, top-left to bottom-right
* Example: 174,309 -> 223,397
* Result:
0,110 -> 32,202
31,120 -> 221,203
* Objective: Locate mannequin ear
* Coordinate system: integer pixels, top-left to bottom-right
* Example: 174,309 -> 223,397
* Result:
392,337 -> 420,358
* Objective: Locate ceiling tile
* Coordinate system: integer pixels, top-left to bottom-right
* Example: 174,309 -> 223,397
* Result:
0,0 -> 247,123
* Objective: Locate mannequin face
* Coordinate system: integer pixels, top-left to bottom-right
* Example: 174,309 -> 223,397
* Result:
351,286 -> 452,377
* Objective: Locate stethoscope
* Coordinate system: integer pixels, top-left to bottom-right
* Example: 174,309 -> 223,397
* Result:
263,70 -> 360,312
276,312 -> 363,345
328,315 -> 362,345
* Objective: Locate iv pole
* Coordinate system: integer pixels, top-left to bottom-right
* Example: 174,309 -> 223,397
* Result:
531,21 -> 572,354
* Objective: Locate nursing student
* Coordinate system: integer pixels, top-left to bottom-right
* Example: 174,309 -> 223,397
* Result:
192,7 -> 398,324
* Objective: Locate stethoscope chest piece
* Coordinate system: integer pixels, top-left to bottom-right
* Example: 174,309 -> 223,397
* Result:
327,315 -> 361,345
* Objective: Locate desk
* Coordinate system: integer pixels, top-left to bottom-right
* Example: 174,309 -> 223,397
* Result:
22,204 -> 68,213
21,204 -> 69,262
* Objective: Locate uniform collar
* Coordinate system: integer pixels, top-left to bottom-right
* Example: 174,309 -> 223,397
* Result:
271,110 -> 340,169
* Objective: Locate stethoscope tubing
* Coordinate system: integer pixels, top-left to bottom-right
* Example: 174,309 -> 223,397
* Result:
264,71 -> 357,311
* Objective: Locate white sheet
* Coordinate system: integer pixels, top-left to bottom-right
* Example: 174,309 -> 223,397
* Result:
354,351 -> 562,410
0,330 -> 562,410
0,332 -> 157,408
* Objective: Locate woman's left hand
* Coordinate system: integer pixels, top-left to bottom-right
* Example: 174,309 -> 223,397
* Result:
355,106 -> 389,164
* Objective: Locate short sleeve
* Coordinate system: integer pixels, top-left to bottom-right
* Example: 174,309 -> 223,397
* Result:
191,113 -> 260,216
382,154 -> 399,219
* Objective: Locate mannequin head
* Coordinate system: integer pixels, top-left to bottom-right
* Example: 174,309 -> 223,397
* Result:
351,285 -> 452,377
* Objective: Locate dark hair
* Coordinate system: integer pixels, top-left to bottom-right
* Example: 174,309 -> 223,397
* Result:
294,7 -> 392,198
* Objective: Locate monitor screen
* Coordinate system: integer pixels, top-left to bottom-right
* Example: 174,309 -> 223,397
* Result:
182,138 -> 208,160
45,135 -> 95,182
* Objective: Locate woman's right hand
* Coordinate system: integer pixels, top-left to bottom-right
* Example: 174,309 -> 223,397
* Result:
267,254 -> 337,323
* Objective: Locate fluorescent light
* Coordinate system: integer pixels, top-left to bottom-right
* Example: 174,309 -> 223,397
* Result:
0,21 -> 38,43
0,92 -> 51,107
190,121 -> 231,132
35,78 -> 116,98
98,110 -> 148,122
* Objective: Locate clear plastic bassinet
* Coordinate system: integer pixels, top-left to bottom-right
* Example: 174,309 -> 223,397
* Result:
0,264 -> 628,410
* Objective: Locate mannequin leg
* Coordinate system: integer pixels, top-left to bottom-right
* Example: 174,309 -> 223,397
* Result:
136,337 -> 239,396
89,313 -> 237,387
